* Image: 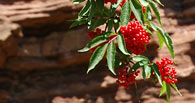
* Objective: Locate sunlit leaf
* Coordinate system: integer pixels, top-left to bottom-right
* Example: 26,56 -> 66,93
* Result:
107,41 -> 116,75
149,0 -> 162,25
88,0 -> 96,20
132,55 -> 149,62
78,34 -> 108,52
154,0 -> 164,6
79,0 -> 90,17
144,65 -> 151,79
130,0 -> 144,24
70,18 -> 88,28
166,83 -> 171,103
117,35 -> 130,55
160,81 -> 167,96
139,0 -> 149,6
87,44 -> 108,73
171,84 -> 182,96
120,1 -> 131,26
151,63 -> 162,85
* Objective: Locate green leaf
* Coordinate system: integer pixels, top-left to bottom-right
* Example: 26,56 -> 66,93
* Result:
106,41 -> 116,75
171,84 -> 182,96
156,31 -> 164,48
144,6 -> 152,21
144,64 -> 151,78
141,60 -> 150,65
142,25 -> 152,35
163,33 -> 174,58
139,0 -> 149,6
148,21 -> 157,31
70,18 -> 88,28
132,55 -> 149,62
151,63 -> 162,85
78,0 -> 90,17
154,0 -> 164,6
149,0 -> 162,25
142,66 -> 146,79
96,0 -> 104,13
108,19 -> 113,31
120,1 -> 131,26
88,0 -> 96,20
130,0 -> 144,24
155,25 -> 165,49
117,35 -> 130,55
78,34 -> 108,52
156,27 -> 174,58
112,0 -> 123,9
130,62 -> 144,72
87,44 -> 108,73
73,0 -> 85,4
166,83 -> 171,103
160,81 -> 167,97
89,19 -> 107,30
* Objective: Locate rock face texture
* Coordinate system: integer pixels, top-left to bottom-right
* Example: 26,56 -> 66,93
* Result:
0,0 -> 195,103
0,0 -> 90,70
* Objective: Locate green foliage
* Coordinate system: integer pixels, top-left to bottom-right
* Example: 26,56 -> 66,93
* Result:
154,0 -> 164,6
71,0 -> 181,102
79,0 -> 90,17
89,19 -> 107,30
132,55 -> 149,62
151,63 -> 162,85
87,44 -> 108,73
144,6 -> 152,21
117,35 -> 130,55
156,27 -> 174,58
107,41 -> 116,75
160,81 -> 167,96
171,84 -> 182,96
88,0 -> 96,20
78,34 -> 109,52
149,0 -> 162,25
139,0 -> 149,6
96,0 -> 104,13
130,55 -> 151,79
120,1 -> 131,26
166,83 -> 171,103
130,0 -> 144,24
143,65 -> 151,79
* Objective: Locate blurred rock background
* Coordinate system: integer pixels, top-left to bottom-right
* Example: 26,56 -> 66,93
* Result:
0,0 -> 194,103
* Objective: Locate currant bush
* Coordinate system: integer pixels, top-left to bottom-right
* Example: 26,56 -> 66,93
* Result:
72,0 -> 181,102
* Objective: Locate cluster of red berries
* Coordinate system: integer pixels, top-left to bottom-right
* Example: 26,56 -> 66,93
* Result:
156,57 -> 178,84
120,21 -> 150,55
116,66 -> 140,89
